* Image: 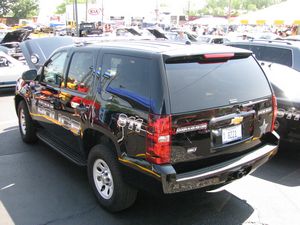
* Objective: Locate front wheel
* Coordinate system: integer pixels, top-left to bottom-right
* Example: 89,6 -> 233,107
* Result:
18,100 -> 37,143
87,145 -> 137,212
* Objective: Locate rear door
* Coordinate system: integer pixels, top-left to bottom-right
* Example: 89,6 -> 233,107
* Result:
96,51 -> 152,157
164,54 -> 274,170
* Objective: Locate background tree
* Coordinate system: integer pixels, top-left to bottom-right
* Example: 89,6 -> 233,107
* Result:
0,0 -> 17,17
198,0 -> 287,17
10,0 -> 39,19
56,2 -> 67,14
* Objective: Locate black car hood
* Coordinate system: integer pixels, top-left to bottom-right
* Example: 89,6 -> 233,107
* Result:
0,29 -> 31,44
20,36 -> 74,70
147,28 -> 168,39
261,62 -> 300,102
125,28 -> 141,36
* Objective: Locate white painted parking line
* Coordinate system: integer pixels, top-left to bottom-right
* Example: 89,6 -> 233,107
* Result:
1,183 -> 15,191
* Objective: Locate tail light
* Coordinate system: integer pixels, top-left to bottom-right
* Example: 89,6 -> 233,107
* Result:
146,114 -> 172,164
271,95 -> 277,131
203,53 -> 234,59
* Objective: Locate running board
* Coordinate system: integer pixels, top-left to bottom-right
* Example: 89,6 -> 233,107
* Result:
37,130 -> 86,166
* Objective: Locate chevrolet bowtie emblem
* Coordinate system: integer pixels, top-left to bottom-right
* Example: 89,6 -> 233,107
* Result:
230,117 -> 243,125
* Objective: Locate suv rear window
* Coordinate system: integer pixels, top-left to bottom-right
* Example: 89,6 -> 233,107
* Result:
165,56 -> 271,114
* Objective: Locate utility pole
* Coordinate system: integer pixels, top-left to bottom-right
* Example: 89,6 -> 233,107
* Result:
227,0 -> 232,20
155,0 -> 159,23
74,0 -> 79,36
101,0 -> 104,25
85,0 -> 88,22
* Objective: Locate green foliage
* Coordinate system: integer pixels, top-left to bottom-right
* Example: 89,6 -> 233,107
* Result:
56,2 -> 67,14
198,0 -> 287,17
10,0 -> 39,19
0,0 -> 17,17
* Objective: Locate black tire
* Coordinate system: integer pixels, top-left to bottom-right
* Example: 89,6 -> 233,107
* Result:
17,100 -> 38,143
87,144 -> 137,212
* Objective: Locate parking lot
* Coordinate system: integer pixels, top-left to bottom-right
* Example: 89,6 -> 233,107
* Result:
0,89 -> 300,225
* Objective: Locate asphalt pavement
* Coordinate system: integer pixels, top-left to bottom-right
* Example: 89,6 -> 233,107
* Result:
0,89 -> 300,225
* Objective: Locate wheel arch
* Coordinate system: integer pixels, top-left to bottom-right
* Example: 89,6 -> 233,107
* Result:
15,94 -> 26,115
82,128 -> 121,159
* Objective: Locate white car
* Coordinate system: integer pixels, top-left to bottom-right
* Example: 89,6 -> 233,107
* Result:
0,51 -> 28,88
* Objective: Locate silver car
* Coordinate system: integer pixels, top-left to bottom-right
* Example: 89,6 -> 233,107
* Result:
0,51 -> 28,88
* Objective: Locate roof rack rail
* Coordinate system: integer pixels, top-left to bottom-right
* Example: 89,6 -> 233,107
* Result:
72,36 -> 153,46
250,39 -> 292,45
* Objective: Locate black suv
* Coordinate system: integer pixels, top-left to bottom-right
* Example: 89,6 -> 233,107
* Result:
15,39 -> 279,212
228,40 -> 300,72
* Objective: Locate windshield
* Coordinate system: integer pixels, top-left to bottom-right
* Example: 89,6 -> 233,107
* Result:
165,56 -> 272,114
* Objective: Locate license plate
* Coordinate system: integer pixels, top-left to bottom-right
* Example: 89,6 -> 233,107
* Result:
222,124 -> 242,144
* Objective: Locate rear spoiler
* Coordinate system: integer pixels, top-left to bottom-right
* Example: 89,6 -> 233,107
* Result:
165,52 -> 252,64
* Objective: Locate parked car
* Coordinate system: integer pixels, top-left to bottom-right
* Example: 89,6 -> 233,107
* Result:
197,35 -> 230,44
228,39 -> 300,72
0,51 -> 28,88
15,38 -> 279,212
0,29 -> 31,60
79,22 -> 103,37
260,61 -> 300,143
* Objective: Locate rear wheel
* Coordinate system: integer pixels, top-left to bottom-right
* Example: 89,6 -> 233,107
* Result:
17,100 -> 37,143
87,144 -> 137,212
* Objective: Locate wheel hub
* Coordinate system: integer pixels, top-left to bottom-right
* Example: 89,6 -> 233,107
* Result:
93,159 -> 114,199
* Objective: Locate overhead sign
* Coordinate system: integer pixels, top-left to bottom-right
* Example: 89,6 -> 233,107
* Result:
88,8 -> 101,16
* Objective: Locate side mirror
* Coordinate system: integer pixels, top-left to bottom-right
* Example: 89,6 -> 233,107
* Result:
22,69 -> 37,81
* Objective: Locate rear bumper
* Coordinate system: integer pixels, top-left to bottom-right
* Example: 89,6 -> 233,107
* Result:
159,134 -> 279,193
120,132 -> 279,195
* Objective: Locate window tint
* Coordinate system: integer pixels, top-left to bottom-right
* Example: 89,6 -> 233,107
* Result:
166,56 -> 272,113
250,46 -> 292,67
42,51 -> 67,86
103,54 -> 150,107
229,44 -> 293,67
66,52 -> 94,93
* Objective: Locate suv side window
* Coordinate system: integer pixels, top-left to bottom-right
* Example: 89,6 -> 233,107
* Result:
66,51 -> 94,93
249,46 -> 292,67
102,54 -> 150,107
42,51 -> 67,86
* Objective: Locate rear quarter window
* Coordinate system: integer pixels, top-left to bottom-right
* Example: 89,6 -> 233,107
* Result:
165,55 -> 272,114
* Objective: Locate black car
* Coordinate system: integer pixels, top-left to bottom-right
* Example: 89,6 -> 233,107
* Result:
228,39 -> 300,72
79,22 -> 103,37
261,61 -> 300,142
15,39 -> 279,212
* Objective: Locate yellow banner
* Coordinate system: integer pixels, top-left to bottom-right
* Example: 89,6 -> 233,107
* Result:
256,20 -> 266,25
274,20 -> 284,25
240,20 -> 248,25
293,20 -> 300,25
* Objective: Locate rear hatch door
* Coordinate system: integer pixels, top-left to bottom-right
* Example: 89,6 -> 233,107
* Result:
165,52 -> 274,171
